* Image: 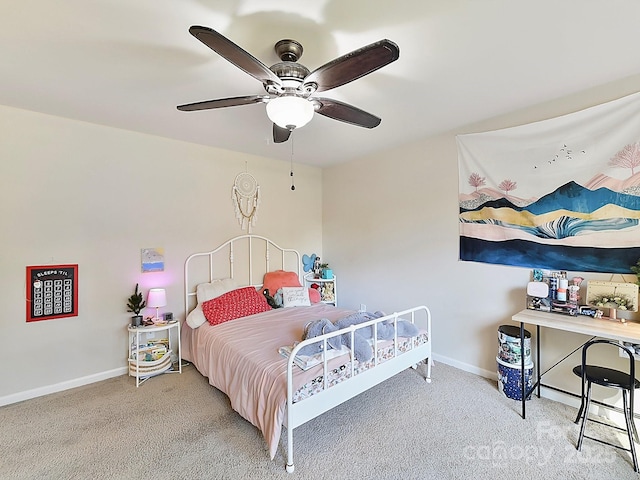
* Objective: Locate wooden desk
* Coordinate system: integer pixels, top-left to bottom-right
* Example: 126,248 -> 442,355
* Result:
511,309 -> 640,419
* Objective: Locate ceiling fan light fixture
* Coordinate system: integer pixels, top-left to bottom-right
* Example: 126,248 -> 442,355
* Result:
266,96 -> 314,130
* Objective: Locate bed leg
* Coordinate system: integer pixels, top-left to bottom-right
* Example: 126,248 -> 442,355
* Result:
426,357 -> 432,383
286,424 -> 294,473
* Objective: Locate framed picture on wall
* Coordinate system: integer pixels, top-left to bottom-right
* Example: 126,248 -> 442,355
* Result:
141,247 -> 164,272
26,264 -> 78,322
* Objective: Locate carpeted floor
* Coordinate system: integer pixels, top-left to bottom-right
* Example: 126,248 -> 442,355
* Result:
1,362 -> 637,479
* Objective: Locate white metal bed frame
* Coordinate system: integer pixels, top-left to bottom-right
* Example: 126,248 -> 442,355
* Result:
183,235 -> 432,473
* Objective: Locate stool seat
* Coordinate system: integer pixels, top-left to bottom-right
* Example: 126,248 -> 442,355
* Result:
572,365 -> 640,390
572,339 -> 639,472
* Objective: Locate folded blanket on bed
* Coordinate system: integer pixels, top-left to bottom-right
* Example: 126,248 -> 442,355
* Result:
278,343 -> 350,371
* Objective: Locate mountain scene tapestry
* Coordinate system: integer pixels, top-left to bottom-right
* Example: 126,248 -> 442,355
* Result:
457,91 -> 640,274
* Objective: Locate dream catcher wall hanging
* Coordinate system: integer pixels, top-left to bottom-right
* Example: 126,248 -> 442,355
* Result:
232,171 -> 260,232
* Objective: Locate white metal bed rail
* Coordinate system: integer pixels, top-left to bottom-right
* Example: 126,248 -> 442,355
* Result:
284,305 -> 432,472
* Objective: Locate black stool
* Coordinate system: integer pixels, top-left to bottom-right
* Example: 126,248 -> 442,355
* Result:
572,339 -> 640,472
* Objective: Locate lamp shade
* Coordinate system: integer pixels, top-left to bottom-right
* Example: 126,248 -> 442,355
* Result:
266,96 -> 314,129
147,288 -> 167,308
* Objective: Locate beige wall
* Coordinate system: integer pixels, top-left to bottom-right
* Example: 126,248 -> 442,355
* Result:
0,105 -> 323,403
323,73 -> 640,408
4,73 -> 640,408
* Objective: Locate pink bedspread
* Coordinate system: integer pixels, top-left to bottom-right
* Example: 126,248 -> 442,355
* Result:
181,303 -> 355,459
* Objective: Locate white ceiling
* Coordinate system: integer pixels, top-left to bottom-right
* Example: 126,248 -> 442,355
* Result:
2,0 -> 640,167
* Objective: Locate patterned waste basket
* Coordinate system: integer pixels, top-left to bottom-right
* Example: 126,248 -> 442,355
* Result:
498,324 -> 532,365
497,356 -> 533,401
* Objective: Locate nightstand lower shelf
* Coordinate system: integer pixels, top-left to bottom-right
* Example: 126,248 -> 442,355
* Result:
304,273 -> 337,306
128,350 -> 173,378
128,321 -> 181,387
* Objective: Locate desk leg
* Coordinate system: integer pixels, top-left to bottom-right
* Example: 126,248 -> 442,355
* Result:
536,325 -> 541,398
520,322 -> 526,419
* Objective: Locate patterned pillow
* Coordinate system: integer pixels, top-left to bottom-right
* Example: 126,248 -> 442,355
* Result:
201,286 -> 272,326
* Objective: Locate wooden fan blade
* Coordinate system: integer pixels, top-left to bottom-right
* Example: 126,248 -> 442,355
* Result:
177,95 -> 269,111
189,26 -> 282,87
273,124 -> 292,143
302,39 -> 399,93
314,98 -> 381,128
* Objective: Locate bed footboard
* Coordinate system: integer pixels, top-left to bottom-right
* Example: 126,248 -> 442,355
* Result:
284,305 -> 432,473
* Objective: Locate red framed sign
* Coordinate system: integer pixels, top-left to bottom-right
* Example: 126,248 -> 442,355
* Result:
26,264 -> 78,322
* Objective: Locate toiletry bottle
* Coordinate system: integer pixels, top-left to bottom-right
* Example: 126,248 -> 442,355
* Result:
557,273 -> 568,302
569,277 -> 583,305
549,273 -> 558,301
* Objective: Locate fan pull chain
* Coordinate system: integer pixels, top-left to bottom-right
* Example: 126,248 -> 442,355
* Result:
290,134 -> 295,191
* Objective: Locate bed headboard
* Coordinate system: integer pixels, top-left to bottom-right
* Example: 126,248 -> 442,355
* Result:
184,235 -> 301,317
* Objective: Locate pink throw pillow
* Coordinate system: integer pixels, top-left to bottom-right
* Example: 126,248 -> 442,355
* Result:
262,270 -> 301,296
308,288 -> 321,303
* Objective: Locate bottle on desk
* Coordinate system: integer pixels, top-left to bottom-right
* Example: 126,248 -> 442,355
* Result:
549,274 -> 558,301
568,276 -> 583,306
557,276 -> 568,302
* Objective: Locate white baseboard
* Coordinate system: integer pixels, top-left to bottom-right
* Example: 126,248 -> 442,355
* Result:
537,386 -> 581,409
433,353 -> 498,380
0,367 -> 127,407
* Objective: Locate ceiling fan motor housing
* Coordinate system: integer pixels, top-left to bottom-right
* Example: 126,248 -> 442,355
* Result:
268,62 -> 309,94
269,61 -> 309,82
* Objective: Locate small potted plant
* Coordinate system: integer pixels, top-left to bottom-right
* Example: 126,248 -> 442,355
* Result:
126,283 -> 146,327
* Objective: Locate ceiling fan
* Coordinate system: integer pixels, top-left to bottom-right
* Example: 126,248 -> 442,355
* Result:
177,26 -> 399,143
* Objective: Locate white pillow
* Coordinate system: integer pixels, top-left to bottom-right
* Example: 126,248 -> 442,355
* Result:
281,286 -> 311,307
196,278 -> 237,304
188,278 -> 237,329
186,304 -> 207,329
